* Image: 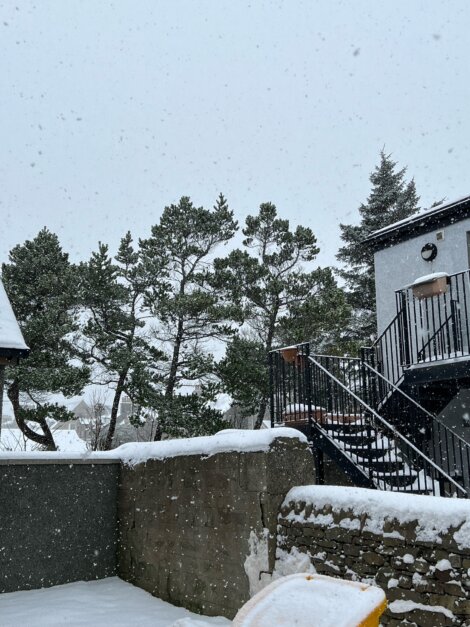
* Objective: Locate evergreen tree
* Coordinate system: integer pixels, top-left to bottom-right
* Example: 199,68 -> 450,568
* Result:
337,151 -> 420,343
2,229 -> 90,450
154,392 -> 227,439
217,335 -> 269,420
78,233 -> 164,450
140,194 -> 238,438
214,202 -> 344,428
277,266 -> 351,352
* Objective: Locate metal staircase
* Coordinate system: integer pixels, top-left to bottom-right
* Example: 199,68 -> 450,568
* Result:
270,268 -> 470,498
270,342 -> 470,498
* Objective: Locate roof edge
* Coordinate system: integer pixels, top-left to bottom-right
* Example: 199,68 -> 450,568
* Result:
363,195 -> 470,251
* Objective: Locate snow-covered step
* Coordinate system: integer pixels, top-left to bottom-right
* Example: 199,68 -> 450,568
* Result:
340,441 -> 395,459
324,428 -> 376,444
373,472 -> 418,489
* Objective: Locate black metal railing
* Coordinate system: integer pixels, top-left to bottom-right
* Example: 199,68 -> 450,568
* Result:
270,343 -> 314,428
362,350 -> 470,496
369,310 -> 406,386
270,343 -> 468,498
366,269 -> 470,388
416,311 -> 460,363
396,269 -> 470,367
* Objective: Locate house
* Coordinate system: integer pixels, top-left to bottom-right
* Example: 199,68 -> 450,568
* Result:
0,278 -> 29,365
365,195 -> 470,409
0,277 -> 29,433
270,195 -> 470,498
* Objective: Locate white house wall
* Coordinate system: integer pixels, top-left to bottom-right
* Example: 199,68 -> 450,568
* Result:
374,218 -> 470,335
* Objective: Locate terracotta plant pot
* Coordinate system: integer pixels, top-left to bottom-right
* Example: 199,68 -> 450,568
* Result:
280,347 -> 298,363
412,276 -> 448,299
282,406 -> 325,424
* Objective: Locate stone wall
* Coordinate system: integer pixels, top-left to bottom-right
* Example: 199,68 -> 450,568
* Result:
0,458 -> 119,593
5,436 -> 470,626
117,434 -> 314,619
277,485 -> 470,627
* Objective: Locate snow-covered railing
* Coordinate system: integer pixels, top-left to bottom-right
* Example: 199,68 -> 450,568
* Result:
269,345 -> 468,498
307,353 -> 466,497
395,267 -> 470,368
361,357 -> 470,497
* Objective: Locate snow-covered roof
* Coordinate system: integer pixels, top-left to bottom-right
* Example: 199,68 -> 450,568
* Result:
0,278 -> 29,353
364,194 -> 470,251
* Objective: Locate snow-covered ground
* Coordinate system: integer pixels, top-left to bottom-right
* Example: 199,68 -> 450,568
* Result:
0,577 -> 231,627
0,427 -> 87,453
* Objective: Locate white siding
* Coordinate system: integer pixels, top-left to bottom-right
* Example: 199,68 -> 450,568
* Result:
374,218 -> 470,335
0,279 -> 28,350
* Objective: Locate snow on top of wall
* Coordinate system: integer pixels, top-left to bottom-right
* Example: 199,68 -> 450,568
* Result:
388,599 -> 455,621
283,485 -> 470,549
0,428 -> 306,465
112,427 -> 306,466
0,450 -> 112,463
0,279 -> 28,350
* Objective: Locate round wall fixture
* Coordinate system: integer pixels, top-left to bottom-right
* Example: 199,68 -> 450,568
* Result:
421,243 -> 438,262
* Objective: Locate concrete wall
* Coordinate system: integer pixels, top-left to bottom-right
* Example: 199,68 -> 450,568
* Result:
0,459 -> 119,593
278,486 -> 470,626
117,436 -> 314,619
374,217 -> 470,334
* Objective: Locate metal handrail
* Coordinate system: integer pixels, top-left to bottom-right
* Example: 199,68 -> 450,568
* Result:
371,313 -> 401,351
270,343 -> 469,497
309,354 -> 466,497
394,267 -> 470,289
364,361 -> 433,419
367,309 -> 405,385
362,358 -> 470,495
416,312 -> 454,362
395,268 -> 470,367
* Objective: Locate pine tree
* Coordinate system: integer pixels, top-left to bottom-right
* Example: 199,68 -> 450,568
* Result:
140,194 -> 238,438
337,151 -> 420,343
217,334 -> 269,420
214,202 -> 344,428
277,266 -> 351,352
2,229 -> 90,450
78,233 -> 164,450
155,392 -> 227,439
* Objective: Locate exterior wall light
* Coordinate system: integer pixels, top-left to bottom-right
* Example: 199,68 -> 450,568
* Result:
421,243 -> 438,262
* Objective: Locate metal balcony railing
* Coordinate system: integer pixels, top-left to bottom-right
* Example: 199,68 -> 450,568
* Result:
397,268 -> 470,366
270,343 -> 469,498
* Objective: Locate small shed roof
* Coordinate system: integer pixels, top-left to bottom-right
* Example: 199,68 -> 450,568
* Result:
364,194 -> 470,251
0,278 -> 29,356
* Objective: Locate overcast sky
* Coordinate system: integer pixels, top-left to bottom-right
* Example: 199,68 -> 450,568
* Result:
1,0 -> 469,269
